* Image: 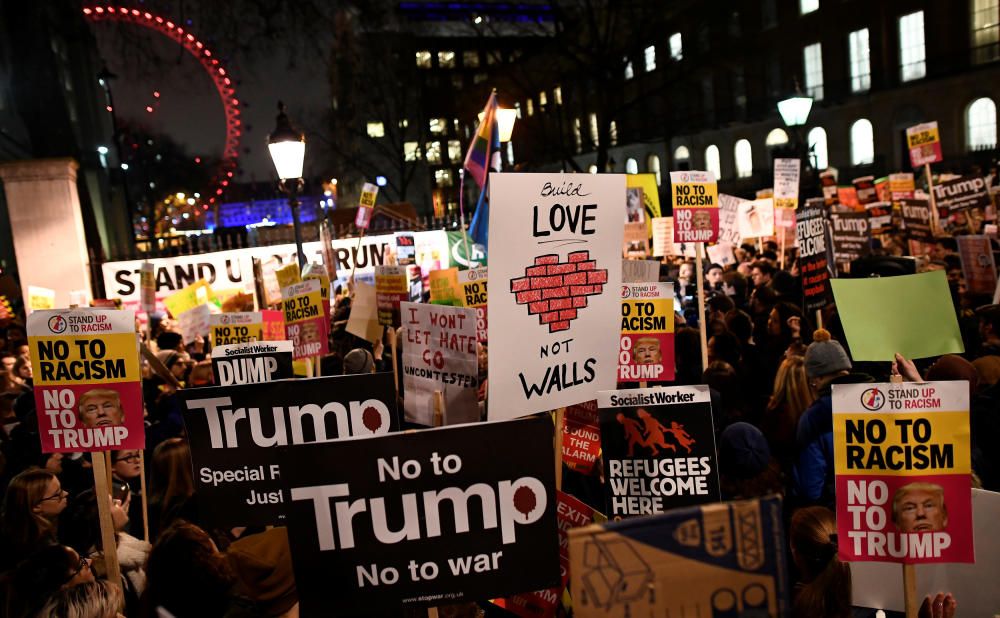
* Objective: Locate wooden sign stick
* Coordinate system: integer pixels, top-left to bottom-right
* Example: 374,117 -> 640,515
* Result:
553,407 -> 565,492
815,309 -> 823,331
433,390 -> 445,428
695,244 -> 709,371
886,371 -> 919,616
91,453 -> 122,585
925,163 -> 943,236
388,327 -> 399,398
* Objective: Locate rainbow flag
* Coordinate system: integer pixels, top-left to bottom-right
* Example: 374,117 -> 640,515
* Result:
463,92 -> 498,189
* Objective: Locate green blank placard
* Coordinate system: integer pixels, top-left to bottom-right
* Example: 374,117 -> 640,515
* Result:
831,270 -> 964,361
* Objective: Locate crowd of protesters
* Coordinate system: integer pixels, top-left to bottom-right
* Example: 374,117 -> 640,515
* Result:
1,227 -> 995,616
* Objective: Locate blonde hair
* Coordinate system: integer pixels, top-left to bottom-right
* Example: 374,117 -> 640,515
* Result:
35,579 -> 123,618
892,482 -> 946,523
768,355 -> 812,417
77,389 -> 122,417
1,468 -> 58,554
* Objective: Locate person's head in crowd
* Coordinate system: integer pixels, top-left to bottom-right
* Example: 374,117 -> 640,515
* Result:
1,468 -> 66,555
35,579 -> 124,618
707,332 -> 741,367
789,506 -> 851,618
6,544 -> 96,618
144,521 -> 239,617
343,348 -> 374,375
804,329 -> 852,396
188,360 -> 214,387
678,261 -> 695,284
226,528 -> 299,617
723,270 -> 748,302
320,353 -> 344,377
767,302 -> 804,344
703,361 -> 743,424
972,355 -> 1000,386
737,243 -> 757,262
149,438 -> 194,520
768,355 -> 812,418
12,340 -> 29,359
763,240 -> 778,254
705,263 -> 724,287
155,350 -> 191,382
750,260 -> 775,288
13,354 -> 32,383
476,342 -> 488,377
706,294 -> 735,325
1,350 -> 17,374
749,284 -> 778,317
76,389 -> 125,428
771,269 -> 798,299
724,310 -> 754,344
60,486 -> 132,557
111,450 -> 142,481
155,331 -> 184,353
0,390 -> 18,423
975,304 -> 1000,349
926,354 -> 978,399
892,482 -> 948,533
41,452 -> 64,475
737,261 -> 753,277
760,250 -> 778,264
718,422 -> 783,499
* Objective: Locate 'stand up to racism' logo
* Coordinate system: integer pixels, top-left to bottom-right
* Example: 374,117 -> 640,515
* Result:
47,315 -> 68,334
860,387 -> 886,411
510,250 -> 609,333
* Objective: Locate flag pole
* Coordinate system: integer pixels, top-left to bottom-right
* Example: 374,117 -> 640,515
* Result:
459,169 -> 471,265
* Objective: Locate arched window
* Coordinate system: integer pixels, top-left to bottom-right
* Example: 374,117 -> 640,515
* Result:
967,97 -> 997,151
850,118 -> 874,165
734,139 -> 753,178
674,145 -> 690,162
705,145 -> 721,179
625,158 -> 639,174
808,127 -> 829,170
765,128 -> 789,147
647,154 -> 662,185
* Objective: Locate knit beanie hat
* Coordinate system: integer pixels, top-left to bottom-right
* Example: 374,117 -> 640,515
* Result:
343,348 -> 374,374
804,329 -> 852,378
719,422 -> 771,480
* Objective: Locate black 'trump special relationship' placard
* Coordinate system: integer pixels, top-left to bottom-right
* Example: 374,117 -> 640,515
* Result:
598,386 -> 720,518
279,415 -> 560,616
179,373 -> 398,527
211,340 -> 294,386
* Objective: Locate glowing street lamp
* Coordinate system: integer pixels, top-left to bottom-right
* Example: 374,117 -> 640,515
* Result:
777,95 -> 813,128
268,102 -> 307,267
477,107 -> 518,142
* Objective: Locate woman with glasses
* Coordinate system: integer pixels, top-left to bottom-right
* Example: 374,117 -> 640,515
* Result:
4,544 -> 96,617
110,449 -> 145,534
0,469 -> 67,570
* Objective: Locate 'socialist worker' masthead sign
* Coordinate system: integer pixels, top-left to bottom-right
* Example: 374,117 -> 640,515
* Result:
618,283 -> 674,383
488,173 -> 625,419
28,309 -> 144,452
598,386 -> 720,518
670,171 -> 719,244
833,380 -> 973,564
279,415 -> 559,617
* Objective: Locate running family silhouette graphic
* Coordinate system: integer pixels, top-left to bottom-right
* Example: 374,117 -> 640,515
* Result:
617,409 -> 696,456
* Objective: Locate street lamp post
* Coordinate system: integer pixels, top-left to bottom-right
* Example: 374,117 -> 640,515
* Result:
268,102 -> 307,268
777,91 -> 815,192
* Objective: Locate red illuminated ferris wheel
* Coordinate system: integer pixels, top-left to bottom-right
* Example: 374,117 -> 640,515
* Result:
82,5 -> 241,206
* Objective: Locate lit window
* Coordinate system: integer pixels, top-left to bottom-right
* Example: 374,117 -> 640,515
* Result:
435,169 -> 454,187
526,99 -> 534,116
463,50 -> 480,67
972,0 -> 1000,64
899,11 -> 926,81
848,28 -> 871,92
589,113 -> 599,146
647,154 -> 662,186
609,120 -> 618,146
800,0 -> 819,14
803,43 -> 824,100
438,51 -> 456,68
539,91 -> 547,108
515,102 -> 522,119
429,118 -> 447,134
967,97 -> 998,150
447,139 -> 462,162
644,45 -> 657,71
573,118 -> 582,153
808,127 -> 829,169
734,139 -> 753,178
473,73 -> 487,84
850,118 -> 874,165
399,119 -> 409,129
415,51 -> 432,68
705,145 -> 722,179
366,122 -> 385,138
404,142 -> 421,162
674,145 -> 690,162
588,164 -> 598,174
670,33 -> 683,60
506,142 -> 514,166
426,141 -> 442,164
765,128 -> 789,146
626,158 -> 638,174
625,58 -> 634,79
553,86 -> 562,105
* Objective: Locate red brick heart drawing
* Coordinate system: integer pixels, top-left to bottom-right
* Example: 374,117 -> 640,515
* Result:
509,251 -> 608,333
